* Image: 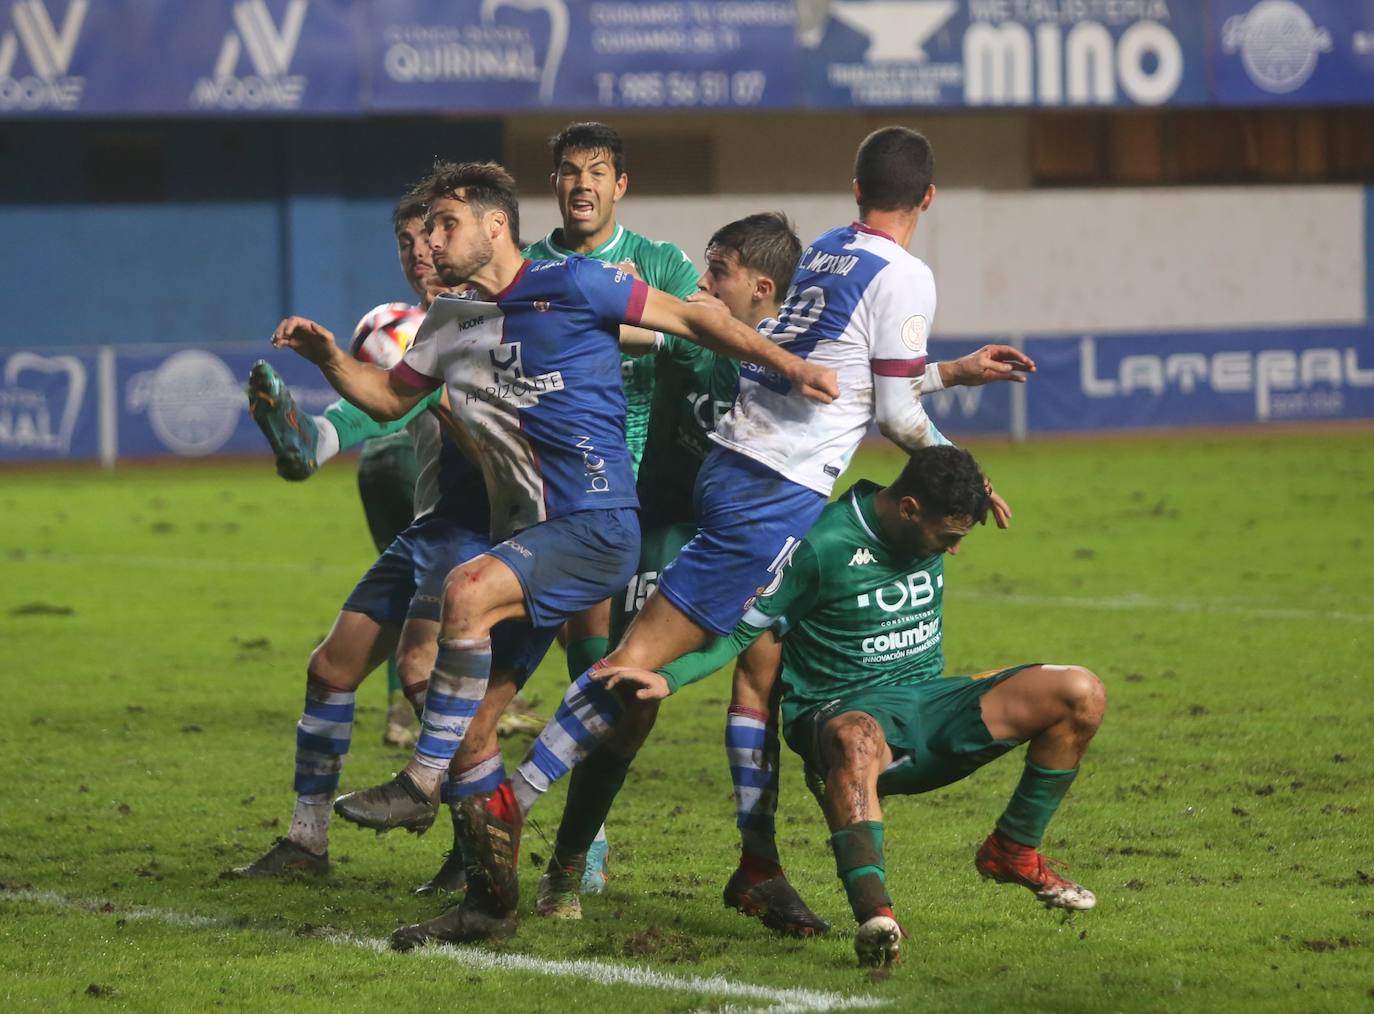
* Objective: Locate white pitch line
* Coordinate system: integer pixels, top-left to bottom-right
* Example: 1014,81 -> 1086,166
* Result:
955,590 -> 1372,625
2,887 -> 885,1013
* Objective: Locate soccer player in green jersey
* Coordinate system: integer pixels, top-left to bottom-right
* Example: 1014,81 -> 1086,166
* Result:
523,123 -> 701,685
598,445 -> 1106,966
522,121 -> 703,887
523,121 -> 701,479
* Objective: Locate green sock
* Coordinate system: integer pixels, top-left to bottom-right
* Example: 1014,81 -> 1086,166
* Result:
386,656 -> 401,696
830,821 -> 891,921
995,761 -> 1079,848
566,636 -> 609,682
554,748 -> 632,858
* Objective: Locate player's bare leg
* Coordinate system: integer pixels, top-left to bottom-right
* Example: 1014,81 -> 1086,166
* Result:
393,616 -> 439,722
227,610 -> 397,878
333,555 -> 527,834
974,664 -> 1106,910
608,587 -> 712,668
818,711 -> 902,966
723,634 -> 829,937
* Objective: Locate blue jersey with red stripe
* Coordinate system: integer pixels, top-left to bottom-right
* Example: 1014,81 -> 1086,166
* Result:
396,256 -> 649,540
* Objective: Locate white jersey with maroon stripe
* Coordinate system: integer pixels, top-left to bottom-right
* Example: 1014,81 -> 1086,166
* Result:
710,223 -> 945,496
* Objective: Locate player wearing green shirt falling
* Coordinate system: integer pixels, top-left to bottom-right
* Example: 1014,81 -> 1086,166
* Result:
598,445 -> 1106,966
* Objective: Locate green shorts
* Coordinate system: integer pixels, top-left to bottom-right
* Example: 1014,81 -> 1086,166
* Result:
784,665 -> 1037,796
608,519 -> 696,647
357,432 -> 420,553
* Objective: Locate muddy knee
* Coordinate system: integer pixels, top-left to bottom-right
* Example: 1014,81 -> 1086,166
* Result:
1057,666 -> 1106,735
822,713 -> 886,774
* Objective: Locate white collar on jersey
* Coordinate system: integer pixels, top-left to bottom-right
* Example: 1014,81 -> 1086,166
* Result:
544,222 -> 625,259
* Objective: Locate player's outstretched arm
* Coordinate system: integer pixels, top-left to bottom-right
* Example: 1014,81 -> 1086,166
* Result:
636,289 -> 838,404
271,316 -> 427,422
936,344 -> 1035,387
617,324 -> 660,354
596,618 -> 766,699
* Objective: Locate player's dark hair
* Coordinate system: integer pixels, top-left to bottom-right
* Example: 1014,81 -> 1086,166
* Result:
854,126 -> 934,213
707,212 -> 802,294
889,446 -> 990,525
549,121 -> 626,177
391,192 -> 428,235
411,160 -> 520,246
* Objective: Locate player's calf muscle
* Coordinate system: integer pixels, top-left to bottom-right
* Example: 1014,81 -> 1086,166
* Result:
307,629 -> 381,691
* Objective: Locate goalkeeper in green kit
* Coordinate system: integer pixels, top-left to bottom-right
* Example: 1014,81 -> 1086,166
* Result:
596,445 -> 1106,967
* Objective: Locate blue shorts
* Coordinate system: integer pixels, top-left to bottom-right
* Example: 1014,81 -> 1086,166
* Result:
486,507 -> 641,630
656,446 -> 827,636
344,514 -> 484,625
343,514 -> 558,681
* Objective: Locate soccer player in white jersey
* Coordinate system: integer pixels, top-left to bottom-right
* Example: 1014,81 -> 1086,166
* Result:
450,127 -> 1034,940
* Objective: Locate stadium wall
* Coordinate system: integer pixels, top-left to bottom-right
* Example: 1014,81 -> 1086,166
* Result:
0,182 -> 1364,349
2,182 -> 1371,463
518,186 -> 1367,336
0,120 -> 502,349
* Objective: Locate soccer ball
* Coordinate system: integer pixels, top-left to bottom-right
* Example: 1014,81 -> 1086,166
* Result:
349,302 -> 426,368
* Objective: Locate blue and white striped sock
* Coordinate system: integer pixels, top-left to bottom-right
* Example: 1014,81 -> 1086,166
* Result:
289,680 -> 355,854
726,705 -> 781,865
415,637 -> 492,772
512,666 -> 623,816
442,751 -> 506,806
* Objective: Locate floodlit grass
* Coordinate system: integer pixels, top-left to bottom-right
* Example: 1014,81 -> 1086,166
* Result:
2,432 -> 1372,1012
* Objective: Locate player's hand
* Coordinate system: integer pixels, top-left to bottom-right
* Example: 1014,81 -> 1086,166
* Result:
271,316 -> 338,365
591,665 -> 672,701
790,360 -> 839,404
615,260 -> 642,280
948,344 -> 1035,386
424,277 -> 469,306
986,481 -> 1012,529
686,290 -> 730,315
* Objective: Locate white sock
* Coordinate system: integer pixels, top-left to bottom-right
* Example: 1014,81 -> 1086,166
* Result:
314,416 -> 340,464
511,766 -> 547,816
288,796 -> 331,854
406,761 -> 444,797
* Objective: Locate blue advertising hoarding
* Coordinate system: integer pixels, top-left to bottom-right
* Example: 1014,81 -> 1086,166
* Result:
7,328 -> 1369,466
1209,0 -> 1374,105
0,348 -> 100,462
364,0 -> 798,112
116,346 -> 341,459
13,0 -> 1374,116
1024,327 -> 1374,433
804,0 -> 1208,108
0,0 -> 362,116
923,338 -> 1015,436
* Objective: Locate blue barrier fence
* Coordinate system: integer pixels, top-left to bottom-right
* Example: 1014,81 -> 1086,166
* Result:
3,330 -> 1370,466
3,0 -> 1373,117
